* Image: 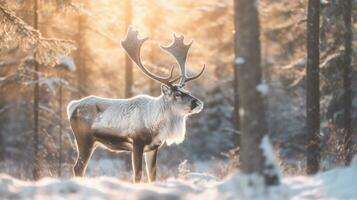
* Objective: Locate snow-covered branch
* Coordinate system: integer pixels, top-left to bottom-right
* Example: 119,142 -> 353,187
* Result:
0,4 -> 76,67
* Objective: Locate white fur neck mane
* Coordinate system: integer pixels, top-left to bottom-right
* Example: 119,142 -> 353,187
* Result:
143,95 -> 188,146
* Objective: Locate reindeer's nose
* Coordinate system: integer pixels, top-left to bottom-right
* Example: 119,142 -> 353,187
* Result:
191,99 -> 198,110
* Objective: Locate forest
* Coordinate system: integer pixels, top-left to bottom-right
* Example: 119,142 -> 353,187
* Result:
0,0 -> 357,199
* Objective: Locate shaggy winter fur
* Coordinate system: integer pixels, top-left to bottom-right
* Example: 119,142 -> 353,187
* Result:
67,92 -> 201,146
68,85 -> 203,181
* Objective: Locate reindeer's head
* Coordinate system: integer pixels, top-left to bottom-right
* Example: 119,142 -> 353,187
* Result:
121,27 -> 205,115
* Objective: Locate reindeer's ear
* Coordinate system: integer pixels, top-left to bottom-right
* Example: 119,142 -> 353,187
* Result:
161,84 -> 172,96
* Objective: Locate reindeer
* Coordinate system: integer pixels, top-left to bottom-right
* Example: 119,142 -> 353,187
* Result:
67,28 -> 205,183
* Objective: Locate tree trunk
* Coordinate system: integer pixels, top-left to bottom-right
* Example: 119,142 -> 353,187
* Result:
58,71 -> 63,177
233,21 -> 240,144
233,0 -> 240,133
149,24 -> 158,96
306,0 -> 320,175
147,3 -> 160,96
342,0 -> 353,166
232,0 -> 240,143
124,0 -> 133,98
0,130 -> 3,162
76,13 -> 87,97
32,0 -> 41,180
234,0 -> 277,186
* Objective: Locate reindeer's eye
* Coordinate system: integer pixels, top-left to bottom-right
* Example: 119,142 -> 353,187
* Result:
174,92 -> 181,99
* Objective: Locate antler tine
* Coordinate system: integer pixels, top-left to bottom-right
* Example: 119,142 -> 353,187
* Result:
121,27 -> 175,85
160,34 -> 205,86
185,64 -> 205,82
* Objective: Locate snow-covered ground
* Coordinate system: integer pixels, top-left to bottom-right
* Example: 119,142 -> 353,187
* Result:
1,160 -> 357,200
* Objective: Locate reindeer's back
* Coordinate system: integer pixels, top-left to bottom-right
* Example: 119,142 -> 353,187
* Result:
67,96 -> 115,121
91,95 -> 160,135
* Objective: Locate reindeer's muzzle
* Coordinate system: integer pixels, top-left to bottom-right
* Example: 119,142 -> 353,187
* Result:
190,99 -> 203,113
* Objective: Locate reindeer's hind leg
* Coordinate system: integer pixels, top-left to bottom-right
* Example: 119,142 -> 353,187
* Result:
73,136 -> 95,177
71,118 -> 96,177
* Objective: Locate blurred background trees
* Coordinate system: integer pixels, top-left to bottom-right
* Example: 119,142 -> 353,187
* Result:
0,0 -> 356,181
234,0 -> 276,185
306,0 -> 321,175
342,0 -> 353,166
123,0 -> 133,98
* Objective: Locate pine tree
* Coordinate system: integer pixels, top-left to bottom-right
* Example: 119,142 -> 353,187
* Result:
0,2 -> 75,67
75,8 -> 88,96
234,0 -> 279,186
0,130 -> 3,162
1,1 -> 75,179
32,0 -> 40,180
147,2 -> 161,96
57,69 -> 63,177
306,0 -> 320,175
124,0 -> 133,98
342,0 -> 353,166
233,2 -> 240,133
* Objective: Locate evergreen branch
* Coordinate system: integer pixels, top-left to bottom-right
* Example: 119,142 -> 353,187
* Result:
0,5 -> 76,67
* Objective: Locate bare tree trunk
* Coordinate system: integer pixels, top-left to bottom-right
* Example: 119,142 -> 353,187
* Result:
147,3 -> 160,96
232,3 -> 240,141
58,71 -> 63,177
0,131 -> 3,162
76,13 -> 87,97
149,25 -> 158,95
233,33 -> 240,132
343,0 -> 353,166
32,0 -> 41,180
306,0 -> 320,175
234,0 -> 278,186
124,0 -> 133,98
233,79 -> 240,129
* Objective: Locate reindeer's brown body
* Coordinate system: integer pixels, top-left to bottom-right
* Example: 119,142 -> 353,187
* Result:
68,94 -> 188,182
68,28 -> 204,183
68,96 -> 163,182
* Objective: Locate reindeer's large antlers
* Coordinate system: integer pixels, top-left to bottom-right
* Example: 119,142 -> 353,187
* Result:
121,27 -> 177,85
161,34 -> 205,86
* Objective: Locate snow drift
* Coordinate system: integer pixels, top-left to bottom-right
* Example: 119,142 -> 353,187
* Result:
1,160 -> 357,200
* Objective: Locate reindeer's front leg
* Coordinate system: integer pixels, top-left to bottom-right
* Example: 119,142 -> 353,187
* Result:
132,141 -> 144,183
145,148 -> 158,182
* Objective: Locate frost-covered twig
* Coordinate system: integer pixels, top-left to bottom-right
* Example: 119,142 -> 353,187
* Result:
0,5 -> 76,67
0,73 -> 17,87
